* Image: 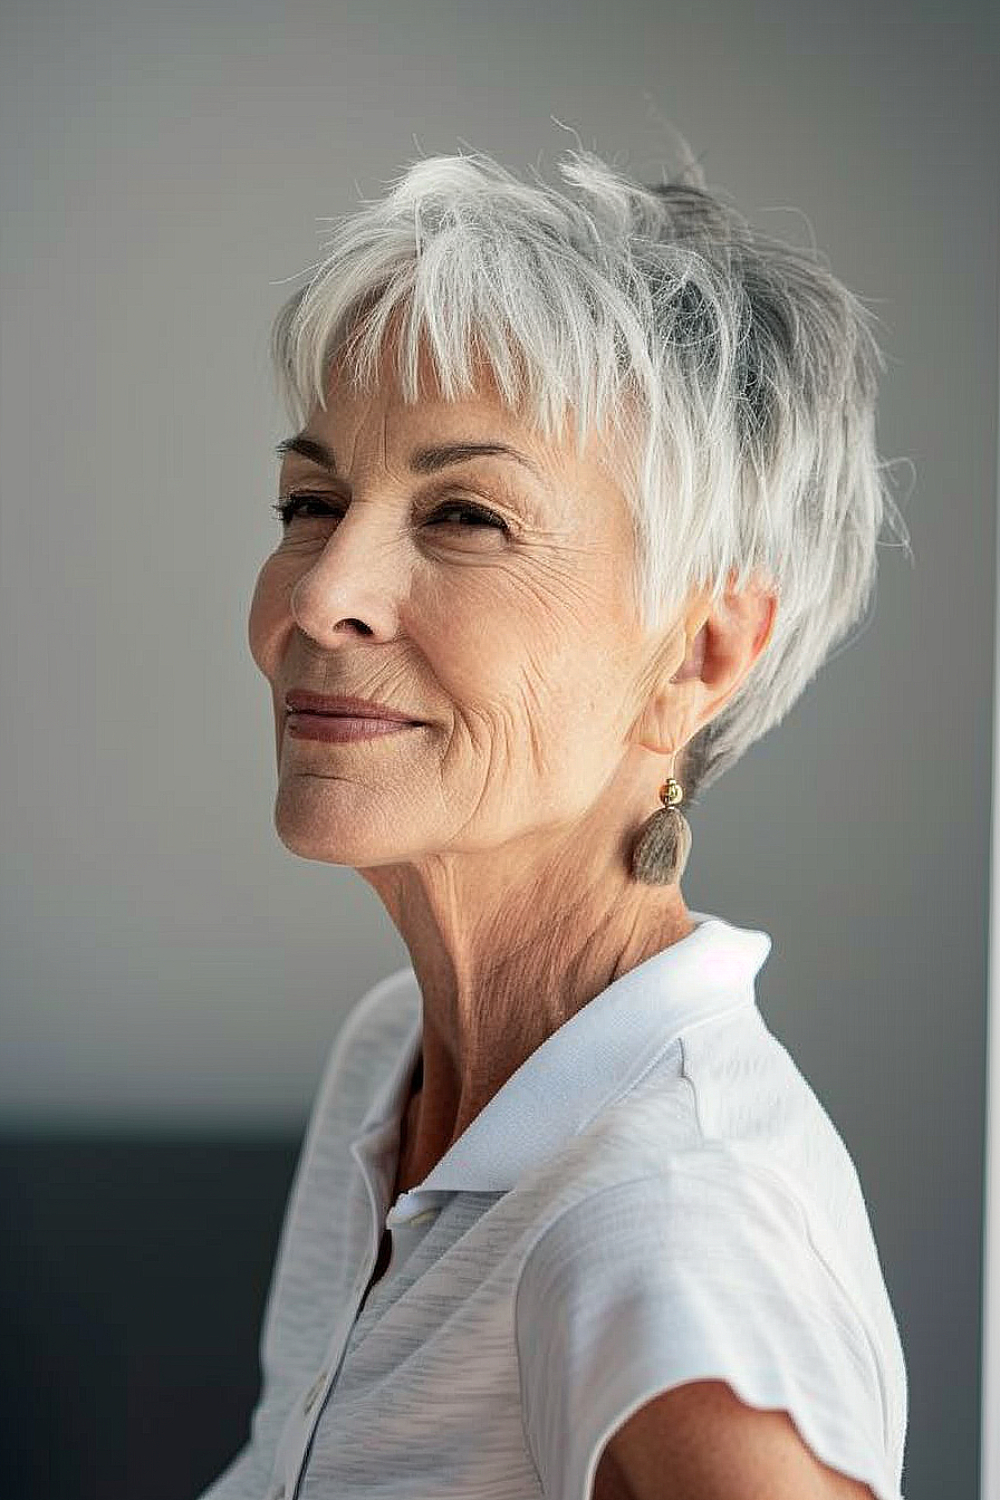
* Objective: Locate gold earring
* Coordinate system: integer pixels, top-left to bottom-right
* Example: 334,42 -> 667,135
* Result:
630,771 -> 692,885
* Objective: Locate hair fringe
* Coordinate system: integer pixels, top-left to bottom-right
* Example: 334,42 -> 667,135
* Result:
268,132 -> 915,801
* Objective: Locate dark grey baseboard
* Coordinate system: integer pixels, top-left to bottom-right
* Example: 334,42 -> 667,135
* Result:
0,1134 -> 303,1500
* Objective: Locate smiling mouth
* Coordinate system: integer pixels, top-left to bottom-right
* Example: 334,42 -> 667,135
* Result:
283,693 -> 424,723
285,711 -> 425,742
288,710 -> 419,721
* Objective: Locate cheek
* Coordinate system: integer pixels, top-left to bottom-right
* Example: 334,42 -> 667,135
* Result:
512,613 -> 635,785
424,561 -> 617,713
404,568 -> 526,688
246,557 -> 291,678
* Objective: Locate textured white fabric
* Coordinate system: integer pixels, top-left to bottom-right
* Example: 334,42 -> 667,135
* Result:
196,911 -> 908,1500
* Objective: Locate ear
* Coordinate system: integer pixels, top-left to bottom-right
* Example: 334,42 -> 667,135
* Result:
636,577 -> 778,756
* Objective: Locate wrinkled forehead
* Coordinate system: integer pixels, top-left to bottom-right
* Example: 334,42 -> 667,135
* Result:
313,317 -> 627,488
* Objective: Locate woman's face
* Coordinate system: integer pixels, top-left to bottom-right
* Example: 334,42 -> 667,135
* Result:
249,341 -> 680,874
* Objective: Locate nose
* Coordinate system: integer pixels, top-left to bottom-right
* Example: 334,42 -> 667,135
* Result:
288,506 -> 408,646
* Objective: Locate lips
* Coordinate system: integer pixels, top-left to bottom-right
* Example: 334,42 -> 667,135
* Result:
284,689 -> 422,722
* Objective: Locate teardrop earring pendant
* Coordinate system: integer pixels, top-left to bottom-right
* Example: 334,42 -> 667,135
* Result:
630,775 -> 692,886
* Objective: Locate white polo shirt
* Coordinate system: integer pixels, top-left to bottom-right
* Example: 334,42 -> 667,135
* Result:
197,910 -> 909,1500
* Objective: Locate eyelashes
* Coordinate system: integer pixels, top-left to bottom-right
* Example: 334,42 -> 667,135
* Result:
271,493 -> 510,534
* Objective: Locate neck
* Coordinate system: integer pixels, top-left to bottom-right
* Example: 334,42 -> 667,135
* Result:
364,823 -> 695,1200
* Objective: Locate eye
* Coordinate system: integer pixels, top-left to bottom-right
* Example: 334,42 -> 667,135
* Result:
271,493 -> 509,534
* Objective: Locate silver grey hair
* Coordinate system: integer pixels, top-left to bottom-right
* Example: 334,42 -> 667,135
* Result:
269,140 -> 913,800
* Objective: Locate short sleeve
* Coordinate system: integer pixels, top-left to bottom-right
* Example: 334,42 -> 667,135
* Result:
515,1151 -> 901,1500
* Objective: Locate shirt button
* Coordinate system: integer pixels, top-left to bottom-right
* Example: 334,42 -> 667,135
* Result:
303,1368 -> 328,1414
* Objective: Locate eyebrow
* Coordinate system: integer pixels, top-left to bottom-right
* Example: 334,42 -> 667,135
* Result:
275,434 -> 543,483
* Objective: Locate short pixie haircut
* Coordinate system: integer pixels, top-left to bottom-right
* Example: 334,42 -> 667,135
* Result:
269,141 -> 912,803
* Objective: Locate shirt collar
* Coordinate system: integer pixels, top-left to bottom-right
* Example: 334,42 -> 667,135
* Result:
350,910 -> 772,1209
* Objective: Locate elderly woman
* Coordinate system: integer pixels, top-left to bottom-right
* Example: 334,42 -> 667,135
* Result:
200,143 -> 910,1500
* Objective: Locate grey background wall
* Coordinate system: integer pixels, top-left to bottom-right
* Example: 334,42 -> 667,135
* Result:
1,3 -> 996,1498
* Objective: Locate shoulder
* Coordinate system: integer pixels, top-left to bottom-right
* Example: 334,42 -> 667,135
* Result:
514,1147 -> 881,1368
680,1007 -> 893,1312
514,1153 -> 901,1500
515,1144 -> 825,1294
